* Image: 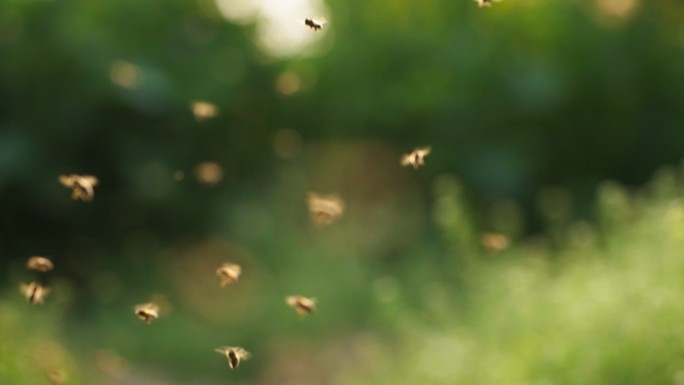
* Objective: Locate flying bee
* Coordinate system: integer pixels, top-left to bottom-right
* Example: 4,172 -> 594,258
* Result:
307,193 -> 344,226
20,282 -> 50,305
400,146 -> 431,170
475,0 -> 501,7
286,295 -> 316,317
26,256 -> 54,272
134,302 -> 160,324
304,18 -> 326,31
58,174 -> 99,202
216,263 -> 242,288
214,347 -> 251,369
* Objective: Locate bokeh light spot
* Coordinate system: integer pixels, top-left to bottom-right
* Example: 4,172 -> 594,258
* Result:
195,161 -> 223,185
109,60 -> 141,89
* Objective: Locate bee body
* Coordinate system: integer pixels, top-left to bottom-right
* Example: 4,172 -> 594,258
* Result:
476,0 -> 500,7
20,282 -> 50,305
304,18 -> 325,31
134,303 -> 160,324
215,347 -> 251,369
307,193 -> 344,226
59,174 -> 98,202
286,295 -> 316,317
400,147 -> 431,170
216,263 -> 242,287
27,256 -> 54,272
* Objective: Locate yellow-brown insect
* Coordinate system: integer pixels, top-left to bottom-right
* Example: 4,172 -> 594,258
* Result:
286,295 -> 316,317
400,147 -> 431,170
58,174 -> 99,202
216,263 -> 242,288
304,18 -> 325,31
134,303 -> 160,324
476,0 -> 500,7
26,256 -> 54,272
481,232 -> 510,253
307,193 -> 344,226
20,282 -> 50,305
214,347 -> 251,369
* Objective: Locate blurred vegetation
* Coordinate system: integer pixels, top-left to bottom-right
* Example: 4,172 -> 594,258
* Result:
1,0 -> 684,384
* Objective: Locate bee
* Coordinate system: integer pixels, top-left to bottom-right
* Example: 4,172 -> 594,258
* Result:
214,346 -> 251,369
307,193 -> 345,226
304,18 -> 326,31
481,232 -> 510,253
285,295 -> 316,317
26,256 -> 54,272
216,263 -> 242,288
475,0 -> 501,7
20,282 -> 50,305
400,147 -> 431,170
58,174 -> 99,202
134,303 -> 160,324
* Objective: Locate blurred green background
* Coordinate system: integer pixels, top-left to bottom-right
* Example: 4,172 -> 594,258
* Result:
2,0 -> 684,384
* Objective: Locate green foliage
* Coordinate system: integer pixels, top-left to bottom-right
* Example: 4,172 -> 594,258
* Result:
333,167 -> 684,385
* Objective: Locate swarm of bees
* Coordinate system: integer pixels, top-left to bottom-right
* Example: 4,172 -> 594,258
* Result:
214,347 -> 251,369
307,192 -> 345,226
59,174 -> 98,202
401,147 -> 432,170
16,3 -> 517,373
216,263 -> 242,287
286,295 -> 317,317
134,303 -> 160,324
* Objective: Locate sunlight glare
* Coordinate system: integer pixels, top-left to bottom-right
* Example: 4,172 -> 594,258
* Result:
214,0 -> 329,57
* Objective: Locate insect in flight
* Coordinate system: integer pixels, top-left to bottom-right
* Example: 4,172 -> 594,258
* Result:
400,146 -> 432,170
216,263 -> 242,288
304,18 -> 326,31
214,346 -> 251,369
307,193 -> 344,226
20,282 -> 50,305
134,302 -> 160,324
475,0 -> 501,7
27,256 -> 54,272
59,174 -> 99,202
286,295 -> 316,317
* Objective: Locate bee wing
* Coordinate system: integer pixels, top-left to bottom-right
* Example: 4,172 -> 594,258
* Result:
134,303 -> 158,312
58,175 -> 74,187
400,154 -> 413,166
214,347 -> 230,354
82,176 -> 99,186
222,263 -> 241,274
418,146 -> 432,156
19,283 -> 29,294
236,348 -> 251,360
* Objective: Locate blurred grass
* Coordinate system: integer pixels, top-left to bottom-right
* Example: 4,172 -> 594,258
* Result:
335,165 -> 684,385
